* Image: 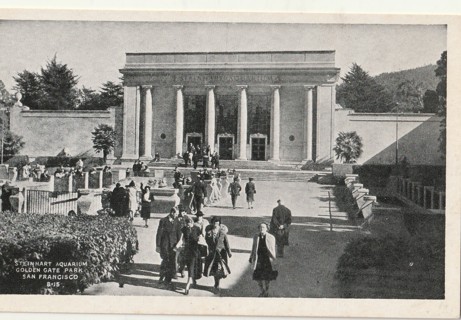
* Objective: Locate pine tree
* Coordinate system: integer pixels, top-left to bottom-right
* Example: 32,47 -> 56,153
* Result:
337,63 -> 395,113
13,71 -> 42,109
39,55 -> 79,110
99,81 -> 123,109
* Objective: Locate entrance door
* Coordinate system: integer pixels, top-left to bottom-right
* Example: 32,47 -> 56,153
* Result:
251,138 -> 266,161
219,137 -> 233,160
187,136 -> 202,149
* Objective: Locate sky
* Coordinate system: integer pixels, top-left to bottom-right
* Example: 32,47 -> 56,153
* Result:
0,21 -> 446,92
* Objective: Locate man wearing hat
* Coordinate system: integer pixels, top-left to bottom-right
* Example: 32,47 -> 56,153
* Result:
270,199 -> 292,257
228,176 -> 242,209
191,176 -> 207,212
156,207 -> 182,288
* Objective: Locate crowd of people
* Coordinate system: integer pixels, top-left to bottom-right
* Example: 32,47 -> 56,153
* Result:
152,198 -> 292,297
182,143 -> 220,170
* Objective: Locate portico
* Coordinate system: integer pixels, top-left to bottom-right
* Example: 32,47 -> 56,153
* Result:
118,51 -> 340,162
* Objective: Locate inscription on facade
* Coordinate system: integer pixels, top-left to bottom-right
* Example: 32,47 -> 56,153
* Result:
173,74 -> 280,83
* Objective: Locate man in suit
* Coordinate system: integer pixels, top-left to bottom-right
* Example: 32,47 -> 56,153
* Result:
270,199 -> 292,257
228,177 -> 242,209
191,176 -> 207,212
156,207 -> 182,289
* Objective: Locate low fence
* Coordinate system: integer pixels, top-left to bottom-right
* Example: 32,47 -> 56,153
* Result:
26,189 -> 78,215
396,177 -> 445,212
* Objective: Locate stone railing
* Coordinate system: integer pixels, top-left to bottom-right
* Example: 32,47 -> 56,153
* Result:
396,177 -> 445,213
53,171 -> 111,192
345,174 -> 378,222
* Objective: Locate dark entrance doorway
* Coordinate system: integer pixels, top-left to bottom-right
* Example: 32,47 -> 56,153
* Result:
187,136 -> 202,149
251,138 -> 266,161
219,137 -> 233,160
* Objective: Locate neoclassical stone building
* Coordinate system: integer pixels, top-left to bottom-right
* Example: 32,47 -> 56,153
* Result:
118,51 -> 340,162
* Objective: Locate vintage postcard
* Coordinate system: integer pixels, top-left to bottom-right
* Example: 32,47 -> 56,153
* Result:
0,8 -> 459,319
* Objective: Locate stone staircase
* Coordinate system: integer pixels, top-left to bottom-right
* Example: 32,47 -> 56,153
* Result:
118,159 -> 322,182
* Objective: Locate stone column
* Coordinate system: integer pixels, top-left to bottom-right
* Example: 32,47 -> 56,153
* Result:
205,85 -> 216,152
270,85 -> 281,161
121,86 -> 129,158
135,86 -> 141,157
140,85 -> 153,160
174,85 -> 184,157
237,85 -> 248,160
303,85 -> 314,161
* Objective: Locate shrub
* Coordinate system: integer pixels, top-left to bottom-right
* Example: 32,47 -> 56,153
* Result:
0,212 -> 137,294
333,131 -> 363,164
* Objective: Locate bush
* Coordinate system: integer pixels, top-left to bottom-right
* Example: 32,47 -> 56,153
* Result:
0,212 -> 137,294
335,231 -> 444,283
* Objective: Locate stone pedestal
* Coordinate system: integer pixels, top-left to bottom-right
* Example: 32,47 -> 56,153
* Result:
151,188 -> 180,213
77,189 -> 102,216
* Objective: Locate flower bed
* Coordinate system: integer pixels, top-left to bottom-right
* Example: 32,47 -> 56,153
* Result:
0,212 -> 138,294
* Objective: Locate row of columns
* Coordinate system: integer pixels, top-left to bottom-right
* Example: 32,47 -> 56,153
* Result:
124,84 -> 315,161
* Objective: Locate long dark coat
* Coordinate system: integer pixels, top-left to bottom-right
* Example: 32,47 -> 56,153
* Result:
270,204 -> 292,246
156,216 -> 182,259
203,226 -> 232,277
110,186 -> 127,217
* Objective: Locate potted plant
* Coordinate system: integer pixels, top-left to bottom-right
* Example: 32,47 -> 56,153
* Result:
332,131 -> 363,177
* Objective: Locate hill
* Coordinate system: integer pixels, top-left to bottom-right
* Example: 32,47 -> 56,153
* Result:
373,64 -> 438,96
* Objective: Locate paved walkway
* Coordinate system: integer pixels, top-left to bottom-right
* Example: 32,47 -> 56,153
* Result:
84,181 -> 362,298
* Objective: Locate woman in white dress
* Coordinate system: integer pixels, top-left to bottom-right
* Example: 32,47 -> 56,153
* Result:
209,176 -> 221,203
126,180 -> 138,221
219,172 -> 229,200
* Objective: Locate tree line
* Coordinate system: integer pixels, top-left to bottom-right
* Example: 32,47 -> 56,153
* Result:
12,55 -> 123,110
336,51 -> 446,114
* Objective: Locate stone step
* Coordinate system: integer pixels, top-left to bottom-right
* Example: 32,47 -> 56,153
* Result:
129,168 -> 317,182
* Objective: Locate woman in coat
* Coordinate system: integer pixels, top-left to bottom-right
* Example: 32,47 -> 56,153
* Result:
249,222 -> 277,297
175,216 -> 202,295
204,216 -> 232,294
140,183 -> 152,227
245,177 -> 256,209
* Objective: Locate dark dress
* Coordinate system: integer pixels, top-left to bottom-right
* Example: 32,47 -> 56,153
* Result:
141,191 -> 152,220
245,181 -> 256,202
181,225 -> 203,280
253,234 -> 274,281
204,226 -> 231,279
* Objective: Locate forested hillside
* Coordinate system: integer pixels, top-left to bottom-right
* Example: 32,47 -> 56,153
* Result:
374,65 -> 438,95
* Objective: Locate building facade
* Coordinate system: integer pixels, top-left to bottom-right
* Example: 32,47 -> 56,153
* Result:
118,51 -> 340,162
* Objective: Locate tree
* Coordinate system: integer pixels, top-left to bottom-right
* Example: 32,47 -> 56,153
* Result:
0,80 -> 14,109
394,80 -> 424,113
99,81 -> 123,109
336,63 -> 395,113
333,131 -> 363,164
422,89 -> 439,113
13,71 -> 42,109
91,124 -> 116,161
39,55 -> 79,110
77,86 -> 101,110
2,130 -> 25,161
435,51 -> 447,158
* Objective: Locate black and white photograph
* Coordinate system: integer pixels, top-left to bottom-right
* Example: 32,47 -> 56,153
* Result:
0,6 -> 459,319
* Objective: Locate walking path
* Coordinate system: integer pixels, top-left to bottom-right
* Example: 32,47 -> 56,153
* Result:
84,181 -> 362,298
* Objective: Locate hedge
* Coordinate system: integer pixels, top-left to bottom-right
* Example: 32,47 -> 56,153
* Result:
0,211 -> 138,294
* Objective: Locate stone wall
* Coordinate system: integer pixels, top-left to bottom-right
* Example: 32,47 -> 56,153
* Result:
10,106 -> 118,158
335,109 -> 444,165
